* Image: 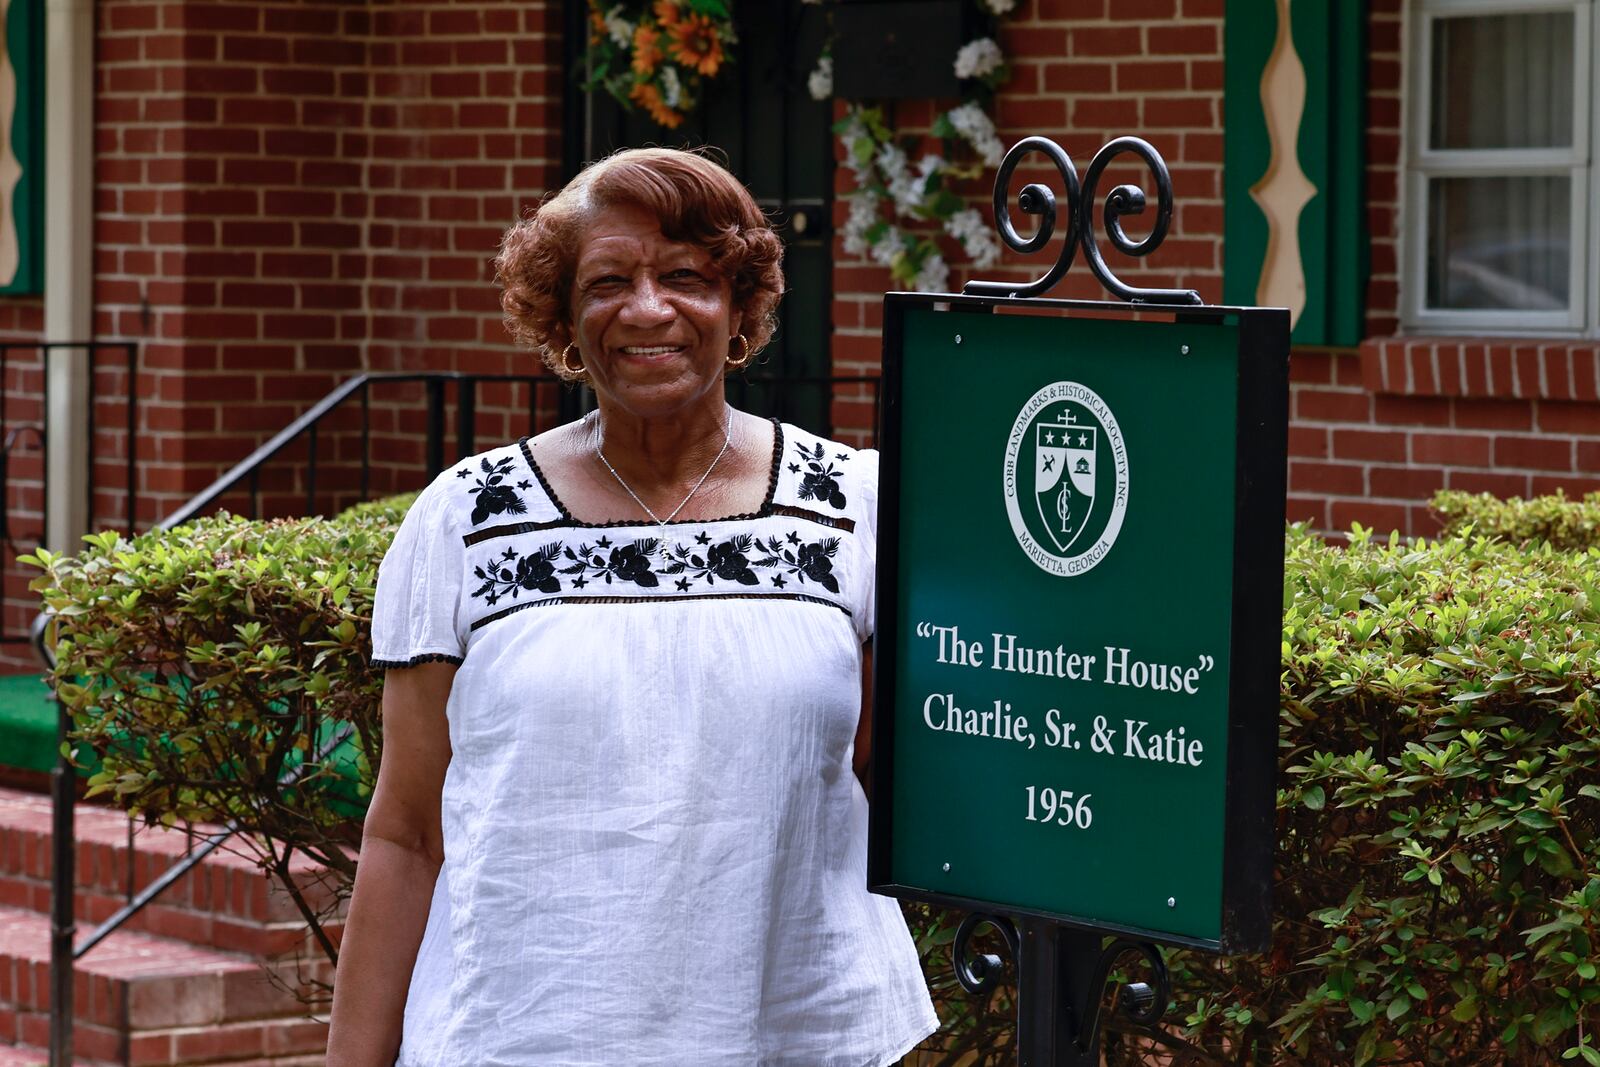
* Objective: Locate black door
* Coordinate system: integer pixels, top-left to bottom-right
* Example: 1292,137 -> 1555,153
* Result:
562,2 -> 834,435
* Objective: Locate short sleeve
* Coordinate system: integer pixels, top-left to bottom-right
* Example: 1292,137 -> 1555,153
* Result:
370,474 -> 467,669
856,448 -> 880,643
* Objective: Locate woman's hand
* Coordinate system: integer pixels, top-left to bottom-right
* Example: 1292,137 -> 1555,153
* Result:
326,661 -> 456,1066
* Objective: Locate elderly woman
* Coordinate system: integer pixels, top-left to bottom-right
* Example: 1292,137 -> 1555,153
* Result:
326,147 -> 937,1066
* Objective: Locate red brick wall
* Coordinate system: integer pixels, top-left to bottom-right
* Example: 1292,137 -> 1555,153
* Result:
94,0 -> 565,525
831,0 -> 1600,537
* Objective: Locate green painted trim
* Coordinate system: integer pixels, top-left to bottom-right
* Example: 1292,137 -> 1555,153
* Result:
1292,0 -> 1331,343
1223,0 -> 1275,311
1224,0 -> 1367,345
1327,1 -> 1368,346
0,0 -> 43,296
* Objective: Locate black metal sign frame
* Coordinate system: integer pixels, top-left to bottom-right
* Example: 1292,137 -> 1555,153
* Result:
866,134 -> 1290,1064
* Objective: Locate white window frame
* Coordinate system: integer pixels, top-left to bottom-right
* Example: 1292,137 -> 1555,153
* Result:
1402,0 -> 1598,336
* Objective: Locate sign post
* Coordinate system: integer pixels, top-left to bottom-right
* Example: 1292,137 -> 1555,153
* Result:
869,136 -> 1289,1064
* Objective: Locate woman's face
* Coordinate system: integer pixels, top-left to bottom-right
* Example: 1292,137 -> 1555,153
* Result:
569,200 -> 742,422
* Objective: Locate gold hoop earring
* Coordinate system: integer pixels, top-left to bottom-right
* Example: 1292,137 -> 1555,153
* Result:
727,334 -> 752,370
560,342 -> 586,379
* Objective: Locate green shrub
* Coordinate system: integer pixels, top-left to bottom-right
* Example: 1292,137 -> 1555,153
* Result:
1432,488 -> 1600,551
1152,524 -> 1600,1066
335,490 -> 418,524
23,498 -> 414,982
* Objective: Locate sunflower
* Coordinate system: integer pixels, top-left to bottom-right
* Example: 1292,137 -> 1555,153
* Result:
632,23 -> 663,75
653,0 -> 679,28
668,12 -> 723,77
630,80 -> 683,128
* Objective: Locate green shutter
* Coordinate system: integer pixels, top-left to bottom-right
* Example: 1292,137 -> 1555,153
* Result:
1225,0 -> 1366,345
0,0 -> 42,296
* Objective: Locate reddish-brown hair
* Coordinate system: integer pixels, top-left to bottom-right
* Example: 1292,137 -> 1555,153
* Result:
495,147 -> 785,380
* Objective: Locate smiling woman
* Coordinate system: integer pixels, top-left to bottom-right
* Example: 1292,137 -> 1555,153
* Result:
325,148 -> 938,1067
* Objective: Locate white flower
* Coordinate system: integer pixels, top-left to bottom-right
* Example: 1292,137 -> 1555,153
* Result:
916,153 -> 945,181
659,65 -> 683,108
876,142 -> 908,181
913,251 -> 950,293
841,193 -> 879,256
870,226 -> 905,269
807,55 -> 833,101
603,7 -> 633,48
945,208 -> 1001,269
953,37 -> 1004,81
877,143 -> 925,217
982,0 -> 1016,14
837,113 -> 876,182
946,102 -> 1005,167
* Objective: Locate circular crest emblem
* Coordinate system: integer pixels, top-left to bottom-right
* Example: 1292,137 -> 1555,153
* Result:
1002,381 -> 1130,576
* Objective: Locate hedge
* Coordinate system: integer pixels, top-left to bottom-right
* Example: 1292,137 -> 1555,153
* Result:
22,501 -> 401,972
1432,488 -> 1600,552
26,492 -> 1600,1062
1155,523 -> 1600,1065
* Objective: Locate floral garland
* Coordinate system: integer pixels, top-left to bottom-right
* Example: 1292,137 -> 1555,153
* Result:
813,0 -> 1016,292
583,0 -> 736,129
582,0 -> 1014,293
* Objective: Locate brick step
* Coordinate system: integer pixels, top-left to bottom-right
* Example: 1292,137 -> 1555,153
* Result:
0,1039 -> 114,1065
0,1040 -> 322,1067
0,905 -> 326,1065
0,788 -> 342,961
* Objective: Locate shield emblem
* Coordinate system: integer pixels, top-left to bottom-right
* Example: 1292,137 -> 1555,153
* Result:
1034,414 -> 1098,553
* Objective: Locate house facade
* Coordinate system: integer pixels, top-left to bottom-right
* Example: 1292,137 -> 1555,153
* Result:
0,0 -> 1597,667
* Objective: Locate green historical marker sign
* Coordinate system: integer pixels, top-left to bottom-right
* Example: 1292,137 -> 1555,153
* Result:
869,294 -> 1288,953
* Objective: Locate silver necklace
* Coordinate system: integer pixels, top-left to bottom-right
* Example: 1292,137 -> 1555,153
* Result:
591,409 -> 734,527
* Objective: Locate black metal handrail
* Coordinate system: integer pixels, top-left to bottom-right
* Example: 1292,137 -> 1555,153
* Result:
1,341 -> 140,644
158,369 -> 883,530
158,371 -> 551,529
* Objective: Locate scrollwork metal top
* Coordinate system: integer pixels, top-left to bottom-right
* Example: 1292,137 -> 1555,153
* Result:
964,134 -> 1203,306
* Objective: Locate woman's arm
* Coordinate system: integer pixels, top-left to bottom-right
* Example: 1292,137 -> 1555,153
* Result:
326,661 -> 456,1067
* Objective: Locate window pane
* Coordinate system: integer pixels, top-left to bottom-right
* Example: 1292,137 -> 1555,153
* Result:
1426,176 -> 1570,311
1430,12 -> 1574,150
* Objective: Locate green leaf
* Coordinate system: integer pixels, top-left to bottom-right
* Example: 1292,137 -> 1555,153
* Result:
1386,993 -> 1411,1021
1516,809 -> 1557,830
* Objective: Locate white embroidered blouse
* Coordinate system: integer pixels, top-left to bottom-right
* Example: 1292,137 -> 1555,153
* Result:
370,421 -> 938,1067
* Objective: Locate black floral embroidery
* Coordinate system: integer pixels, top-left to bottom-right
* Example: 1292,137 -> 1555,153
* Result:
661,534 -> 761,586
560,538 -> 661,587
794,441 -> 847,510
472,542 -> 564,605
751,535 -> 841,593
462,455 -> 529,526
